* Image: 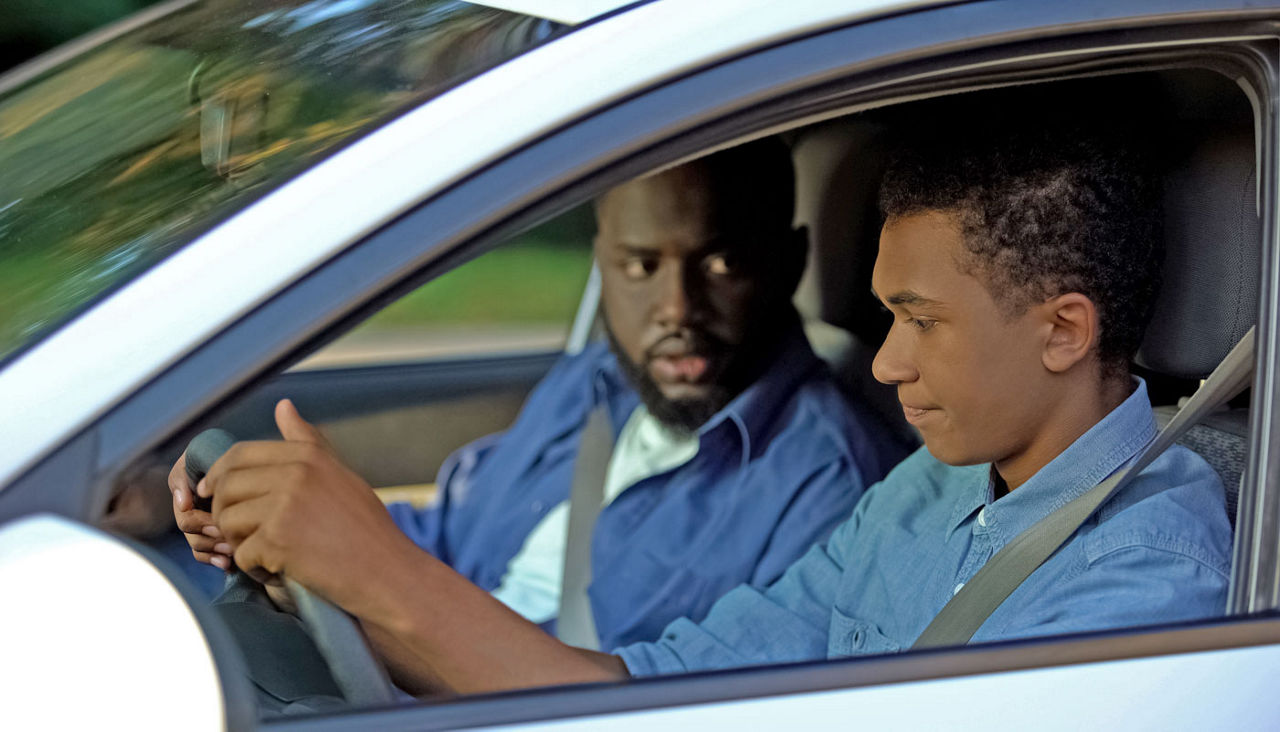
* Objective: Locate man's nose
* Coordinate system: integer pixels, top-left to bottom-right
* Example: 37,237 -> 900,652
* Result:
871,326 -> 918,385
653,262 -> 695,328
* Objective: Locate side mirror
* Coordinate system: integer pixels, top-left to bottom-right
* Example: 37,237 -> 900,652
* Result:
0,514 -> 254,729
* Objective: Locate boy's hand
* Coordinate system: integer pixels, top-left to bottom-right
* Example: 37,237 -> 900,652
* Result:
169,452 -> 233,570
200,399 -> 411,613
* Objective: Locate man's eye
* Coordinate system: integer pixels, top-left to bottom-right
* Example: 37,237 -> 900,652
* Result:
704,253 -> 736,276
623,258 -> 658,279
907,317 -> 937,332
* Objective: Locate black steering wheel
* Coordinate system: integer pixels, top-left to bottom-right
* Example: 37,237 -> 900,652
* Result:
186,429 -> 398,710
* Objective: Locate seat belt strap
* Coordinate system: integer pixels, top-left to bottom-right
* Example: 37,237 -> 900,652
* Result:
557,405 -> 613,650
913,327 -> 1255,650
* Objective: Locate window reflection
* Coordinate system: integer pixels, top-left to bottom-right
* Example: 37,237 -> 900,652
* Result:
0,0 -> 565,363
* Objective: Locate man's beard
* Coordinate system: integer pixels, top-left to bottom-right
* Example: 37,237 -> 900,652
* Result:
604,326 -> 737,437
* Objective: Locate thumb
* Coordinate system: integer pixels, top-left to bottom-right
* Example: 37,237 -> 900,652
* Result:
274,398 -> 328,447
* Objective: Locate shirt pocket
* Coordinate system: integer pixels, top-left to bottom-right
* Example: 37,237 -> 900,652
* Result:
828,606 -> 901,658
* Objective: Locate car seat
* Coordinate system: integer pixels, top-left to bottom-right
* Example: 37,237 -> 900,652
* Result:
790,119 -> 918,448
1141,128 -> 1259,528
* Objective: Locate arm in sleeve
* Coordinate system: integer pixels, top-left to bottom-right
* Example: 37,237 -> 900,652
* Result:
616,493 -> 874,676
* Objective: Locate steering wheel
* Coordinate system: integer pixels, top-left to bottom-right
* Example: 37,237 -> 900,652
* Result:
186,429 -> 398,709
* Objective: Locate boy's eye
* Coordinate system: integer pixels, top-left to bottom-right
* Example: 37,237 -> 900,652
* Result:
623,257 -> 659,280
908,317 -> 937,332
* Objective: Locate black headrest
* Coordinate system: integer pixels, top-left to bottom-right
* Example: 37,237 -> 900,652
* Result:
1136,128 -> 1259,379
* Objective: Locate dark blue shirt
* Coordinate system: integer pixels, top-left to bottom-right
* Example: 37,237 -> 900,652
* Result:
387,327 -> 907,649
618,379 -> 1232,673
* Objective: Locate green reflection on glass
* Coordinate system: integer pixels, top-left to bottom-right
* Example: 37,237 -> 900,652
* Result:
0,0 -> 563,363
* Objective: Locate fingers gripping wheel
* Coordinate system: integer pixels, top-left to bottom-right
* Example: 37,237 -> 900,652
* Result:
184,429 -> 398,708
184,428 -> 234,512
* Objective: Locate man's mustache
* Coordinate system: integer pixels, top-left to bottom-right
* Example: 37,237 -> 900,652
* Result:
644,330 -> 725,362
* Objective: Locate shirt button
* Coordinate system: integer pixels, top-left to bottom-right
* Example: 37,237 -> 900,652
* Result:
977,508 -> 988,527
851,629 -> 864,648
953,582 -> 965,596
532,500 -> 544,512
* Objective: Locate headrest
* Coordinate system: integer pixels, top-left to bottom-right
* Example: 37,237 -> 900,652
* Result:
790,120 -> 889,346
1137,128 -> 1260,379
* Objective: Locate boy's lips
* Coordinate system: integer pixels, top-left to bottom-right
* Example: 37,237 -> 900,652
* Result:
901,403 -> 938,425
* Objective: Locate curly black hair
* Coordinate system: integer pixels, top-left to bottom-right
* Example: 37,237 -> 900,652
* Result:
878,125 -> 1162,379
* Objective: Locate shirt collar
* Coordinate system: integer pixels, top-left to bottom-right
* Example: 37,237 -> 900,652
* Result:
592,314 -> 823,468
946,377 -> 1157,546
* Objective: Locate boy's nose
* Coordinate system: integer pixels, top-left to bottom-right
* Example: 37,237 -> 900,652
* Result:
872,328 -> 918,385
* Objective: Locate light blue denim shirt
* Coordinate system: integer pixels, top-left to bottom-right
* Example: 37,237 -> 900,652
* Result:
617,378 -> 1233,675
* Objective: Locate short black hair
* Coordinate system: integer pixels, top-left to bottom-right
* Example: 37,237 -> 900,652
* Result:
878,124 -> 1162,378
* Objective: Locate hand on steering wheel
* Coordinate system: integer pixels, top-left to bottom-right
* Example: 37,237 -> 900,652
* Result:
184,417 -> 397,708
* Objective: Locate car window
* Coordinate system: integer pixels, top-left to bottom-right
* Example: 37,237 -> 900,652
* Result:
295,204 -> 595,369
0,0 -> 586,366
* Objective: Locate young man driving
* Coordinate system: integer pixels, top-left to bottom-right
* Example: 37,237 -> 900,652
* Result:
182,124 -> 1231,694
171,139 -> 906,651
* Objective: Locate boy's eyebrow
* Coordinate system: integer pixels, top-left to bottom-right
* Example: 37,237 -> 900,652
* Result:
870,287 -> 944,307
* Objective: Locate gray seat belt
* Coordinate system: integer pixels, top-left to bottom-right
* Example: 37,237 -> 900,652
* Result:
557,405 -> 614,650
913,327 -> 1255,649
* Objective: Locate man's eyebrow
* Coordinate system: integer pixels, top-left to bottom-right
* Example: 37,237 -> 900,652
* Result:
616,243 -> 659,255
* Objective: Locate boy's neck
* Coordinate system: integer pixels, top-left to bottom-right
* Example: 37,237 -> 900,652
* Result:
994,373 -> 1134,493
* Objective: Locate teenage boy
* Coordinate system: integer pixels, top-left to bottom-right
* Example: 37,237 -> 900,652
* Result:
188,126 -> 1230,694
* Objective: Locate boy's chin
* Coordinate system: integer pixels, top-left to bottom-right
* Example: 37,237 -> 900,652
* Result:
920,437 -> 988,467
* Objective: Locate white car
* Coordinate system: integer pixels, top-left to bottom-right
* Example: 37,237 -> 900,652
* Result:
2,0 -> 1279,728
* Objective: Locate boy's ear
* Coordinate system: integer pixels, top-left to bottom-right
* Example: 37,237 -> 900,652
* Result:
1039,292 -> 1099,374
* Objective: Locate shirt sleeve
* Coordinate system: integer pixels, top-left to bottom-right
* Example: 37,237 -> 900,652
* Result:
384,431 -> 504,562
616,495 -> 872,676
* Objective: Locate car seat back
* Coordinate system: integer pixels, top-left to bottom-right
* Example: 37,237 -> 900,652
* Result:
790,119 -> 918,447
1140,126 -> 1260,526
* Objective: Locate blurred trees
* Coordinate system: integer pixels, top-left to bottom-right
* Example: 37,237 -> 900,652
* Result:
0,0 -> 163,72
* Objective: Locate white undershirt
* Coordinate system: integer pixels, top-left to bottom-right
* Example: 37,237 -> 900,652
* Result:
490,405 -> 699,623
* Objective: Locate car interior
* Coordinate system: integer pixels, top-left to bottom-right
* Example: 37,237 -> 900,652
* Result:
104,60 -> 1263,715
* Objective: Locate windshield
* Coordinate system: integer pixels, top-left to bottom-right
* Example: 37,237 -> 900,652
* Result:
0,0 -> 596,364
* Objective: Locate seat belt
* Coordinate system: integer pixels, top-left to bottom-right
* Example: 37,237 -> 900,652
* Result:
913,327 -> 1255,649
557,405 -> 613,650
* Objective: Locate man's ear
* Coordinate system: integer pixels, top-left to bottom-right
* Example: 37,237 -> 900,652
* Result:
780,225 -> 810,297
1039,292 -> 1099,374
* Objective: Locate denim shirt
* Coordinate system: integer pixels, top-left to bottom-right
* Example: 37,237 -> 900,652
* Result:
618,379 -> 1233,674
387,325 -> 908,650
